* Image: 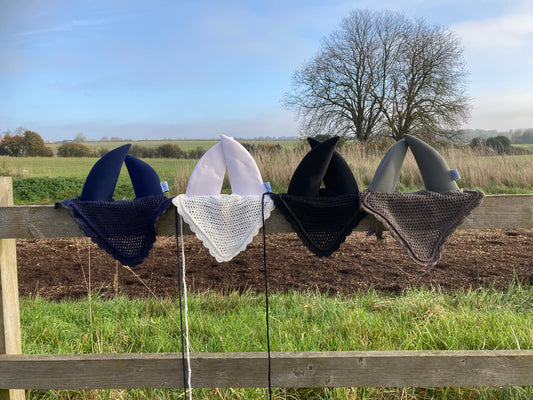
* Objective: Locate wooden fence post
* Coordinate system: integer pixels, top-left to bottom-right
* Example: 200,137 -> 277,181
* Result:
0,177 -> 24,400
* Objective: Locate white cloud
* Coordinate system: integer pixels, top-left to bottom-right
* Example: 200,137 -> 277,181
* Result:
468,92 -> 533,130
453,13 -> 533,51
452,10 -> 533,130
14,18 -> 113,39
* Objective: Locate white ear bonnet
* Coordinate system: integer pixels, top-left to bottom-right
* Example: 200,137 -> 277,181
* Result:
173,135 -> 274,262
186,135 -> 266,196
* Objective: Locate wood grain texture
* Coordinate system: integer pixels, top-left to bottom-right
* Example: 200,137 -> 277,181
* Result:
0,350 -> 532,389
0,178 -> 24,400
0,194 -> 531,239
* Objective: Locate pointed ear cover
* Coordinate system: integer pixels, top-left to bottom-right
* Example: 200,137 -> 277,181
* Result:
307,137 -> 358,195
288,136 -> 339,196
363,135 -> 484,266
58,143 -> 172,267
175,135 -> 273,262
186,142 -> 226,196
404,135 -> 459,193
80,144 -> 131,201
367,139 -> 408,193
124,155 -> 164,198
220,135 -> 265,195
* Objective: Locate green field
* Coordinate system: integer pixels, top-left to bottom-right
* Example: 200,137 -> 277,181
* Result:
20,284 -> 533,399
512,144 -> 533,150
45,139 -> 300,154
1,156 -> 196,181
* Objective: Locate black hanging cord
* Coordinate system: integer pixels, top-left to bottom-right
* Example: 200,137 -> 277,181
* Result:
174,208 -> 188,392
262,192 -> 273,400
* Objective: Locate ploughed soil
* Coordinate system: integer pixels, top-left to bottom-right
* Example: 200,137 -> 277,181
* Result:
16,229 -> 533,301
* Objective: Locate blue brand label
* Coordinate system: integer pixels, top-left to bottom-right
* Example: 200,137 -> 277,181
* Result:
450,169 -> 460,181
160,181 -> 169,192
263,182 -> 272,192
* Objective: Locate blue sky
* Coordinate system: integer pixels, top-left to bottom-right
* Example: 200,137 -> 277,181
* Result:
1,0 -> 533,141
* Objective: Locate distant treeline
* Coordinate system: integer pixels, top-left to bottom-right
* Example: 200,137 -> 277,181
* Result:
510,129 -> 533,144
1,128 -> 287,158
469,135 -> 532,155
100,143 -> 207,159
66,142 -> 283,158
461,128 -> 533,144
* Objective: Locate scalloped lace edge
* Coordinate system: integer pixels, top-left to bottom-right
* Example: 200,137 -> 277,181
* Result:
173,195 -> 275,263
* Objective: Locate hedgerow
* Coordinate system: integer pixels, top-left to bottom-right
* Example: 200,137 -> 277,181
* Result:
13,177 -> 137,204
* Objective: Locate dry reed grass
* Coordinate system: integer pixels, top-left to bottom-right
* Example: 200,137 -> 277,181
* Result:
254,142 -> 533,194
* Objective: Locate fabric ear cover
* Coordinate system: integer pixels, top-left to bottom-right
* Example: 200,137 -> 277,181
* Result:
80,144 -> 131,201
404,135 -> 459,193
366,139 -> 408,193
186,142 -> 226,196
307,137 -> 358,195
287,136 -> 339,196
220,135 -> 265,195
124,155 -> 164,198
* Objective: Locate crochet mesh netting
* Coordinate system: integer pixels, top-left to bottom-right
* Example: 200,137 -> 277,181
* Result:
270,193 -> 366,258
174,194 -> 275,263
362,189 -> 484,266
57,196 -> 172,267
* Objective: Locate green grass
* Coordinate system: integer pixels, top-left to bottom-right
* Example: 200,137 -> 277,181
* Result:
1,156 -> 195,180
513,144 -> 533,149
20,283 -> 533,399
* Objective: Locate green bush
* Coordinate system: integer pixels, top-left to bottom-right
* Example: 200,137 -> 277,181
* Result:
113,182 -> 136,200
156,143 -> 184,158
486,135 -> 512,154
57,142 -> 94,157
0,130 -> 53,157
13,177 -> 84,204
13,177 -> 138,204
128,145 -> 156,158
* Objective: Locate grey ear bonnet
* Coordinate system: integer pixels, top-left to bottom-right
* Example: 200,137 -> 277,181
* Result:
405,135 -> 459,192
363,135 -> 484,267
367,139 -> 408,192
368,135 -> 459,193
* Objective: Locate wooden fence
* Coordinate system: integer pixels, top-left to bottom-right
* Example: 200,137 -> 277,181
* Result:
0,176 -> 532,399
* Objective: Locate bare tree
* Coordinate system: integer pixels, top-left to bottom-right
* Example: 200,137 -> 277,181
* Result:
283,10 -> 471,142
380,19 -> 471,141
284,10 -> 386,141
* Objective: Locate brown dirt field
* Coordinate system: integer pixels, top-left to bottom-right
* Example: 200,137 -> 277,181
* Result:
16,229 -> 533,301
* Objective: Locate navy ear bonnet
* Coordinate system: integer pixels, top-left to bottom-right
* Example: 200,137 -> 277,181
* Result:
56,144 -> 172,267
270,137 -> 366,257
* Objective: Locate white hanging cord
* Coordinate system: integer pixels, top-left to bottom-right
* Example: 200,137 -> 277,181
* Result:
179,214 -> 193,399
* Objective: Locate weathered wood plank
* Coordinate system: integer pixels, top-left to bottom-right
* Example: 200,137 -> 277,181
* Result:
460,194 -> 533,229
0,194 -> 532,239
0,350 -> 532,389
0,178 -> 24,400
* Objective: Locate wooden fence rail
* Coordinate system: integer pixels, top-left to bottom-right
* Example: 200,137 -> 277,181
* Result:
1,193 -> 533,239
1,350 -> 533,390
0,175 -> 532,397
